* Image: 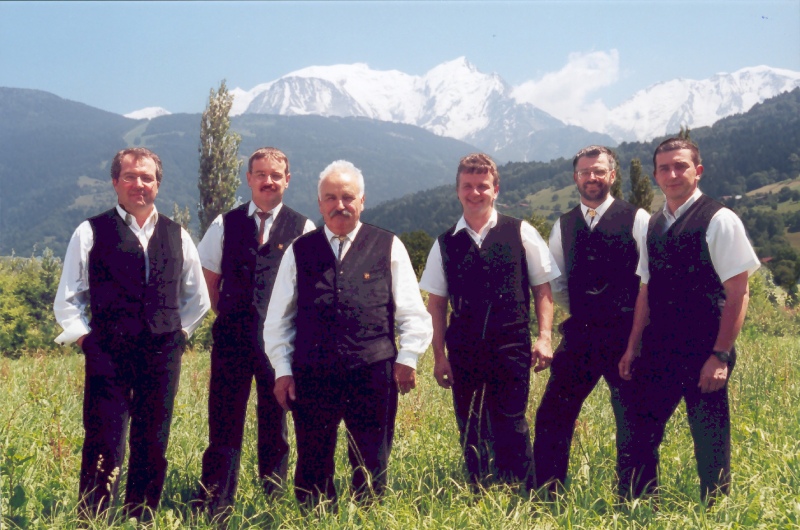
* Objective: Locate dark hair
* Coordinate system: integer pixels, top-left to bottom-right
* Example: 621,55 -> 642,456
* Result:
248,147 -> 290,174
652,138 -> 701,169
110,147 -> 163,183
457,153 -> 499,186
572,145 -> 617,172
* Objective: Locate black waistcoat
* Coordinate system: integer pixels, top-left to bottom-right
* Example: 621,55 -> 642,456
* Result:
218,203 -> 308,320
292,224 -> 397,370
439,214 -> 530,347
560,200 -> 639,327
88,208 -> 183,337
645,194 -> 725,355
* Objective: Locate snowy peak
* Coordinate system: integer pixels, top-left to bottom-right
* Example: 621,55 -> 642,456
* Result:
124,106 -> 171,120
606,66 -> 800,142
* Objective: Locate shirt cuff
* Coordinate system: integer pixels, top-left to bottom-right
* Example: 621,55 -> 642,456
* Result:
396,351 -> 419,370
54,323 -> 91,346
273,362 -> 294,379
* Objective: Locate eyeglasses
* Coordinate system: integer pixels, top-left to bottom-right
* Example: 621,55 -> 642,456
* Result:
120,174 -> 157,185
576,168 -> 610,179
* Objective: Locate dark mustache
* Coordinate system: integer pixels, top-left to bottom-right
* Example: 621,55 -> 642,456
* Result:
331,210 -> 352,218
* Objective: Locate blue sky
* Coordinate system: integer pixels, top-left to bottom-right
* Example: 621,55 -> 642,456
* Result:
2,0 -> 798,116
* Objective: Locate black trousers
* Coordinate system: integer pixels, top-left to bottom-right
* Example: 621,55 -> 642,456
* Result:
291,360 -> 398,507
621,350 -> 733,501
78,329 -> 184,518
449,341 -> 533,487
200,314 -> 288,513
533,322 -> 636,494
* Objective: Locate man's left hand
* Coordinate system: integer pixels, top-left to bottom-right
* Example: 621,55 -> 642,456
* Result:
532,337 -> 553,373
698,355 -> 729,393
394,363 -> 417,395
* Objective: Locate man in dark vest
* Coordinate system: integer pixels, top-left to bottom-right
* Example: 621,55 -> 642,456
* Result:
420,153 -> 559,490
196,147 -> 314,514
54,148 -> 210,519
618,138 -> 760,503
532,145 -> 650,497
264,160 -> 432,508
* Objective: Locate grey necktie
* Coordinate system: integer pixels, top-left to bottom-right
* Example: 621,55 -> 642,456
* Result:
257,211 -> 271,245
333,235 -> 347,261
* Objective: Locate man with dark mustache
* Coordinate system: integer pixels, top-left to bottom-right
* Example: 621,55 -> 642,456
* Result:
196,147 -> 314,515
532,145 -> 649,497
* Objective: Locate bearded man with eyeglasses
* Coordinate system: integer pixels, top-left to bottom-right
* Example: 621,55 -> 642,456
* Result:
532,145 -> 650,498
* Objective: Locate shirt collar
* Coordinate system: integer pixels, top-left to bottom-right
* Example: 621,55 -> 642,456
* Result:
580,194 -> 614,219
663,188 -> 703,221
248,200 -> 283,218
454,208 -> 498,238
115,204 -> 158,229
324,221 -> 362,242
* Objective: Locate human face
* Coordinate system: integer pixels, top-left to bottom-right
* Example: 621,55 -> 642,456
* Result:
246,156 -> 291,211
654,149 -> 703,212
112,154 -> 159,219
574,153 -> 615,208
318,171 -> 364,236
457,171 -> 498,222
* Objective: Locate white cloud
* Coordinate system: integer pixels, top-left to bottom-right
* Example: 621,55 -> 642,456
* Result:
511,50 -> 619,132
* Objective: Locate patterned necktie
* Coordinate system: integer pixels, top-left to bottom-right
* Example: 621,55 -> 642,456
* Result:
257,211 -> 271,245
333,235 -> 347,261
586,208 -> 597,230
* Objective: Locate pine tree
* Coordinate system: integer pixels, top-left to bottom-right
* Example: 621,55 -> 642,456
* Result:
198,80 -> 242,234
610,154 -> 624,200
627,158 -> 654,212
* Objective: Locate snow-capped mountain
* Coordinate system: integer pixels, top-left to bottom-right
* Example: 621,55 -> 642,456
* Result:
605,66 -> 800,142
124,106 -> 171,120
235,57 -> 607,161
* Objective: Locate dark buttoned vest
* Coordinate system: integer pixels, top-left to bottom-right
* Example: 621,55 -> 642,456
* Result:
292,224 -> 396,370
88,208 -> 183,338
439,214 -> 530,348
218,203 -> 308,319
645,194 -> 725,357
560,200 -> 639,327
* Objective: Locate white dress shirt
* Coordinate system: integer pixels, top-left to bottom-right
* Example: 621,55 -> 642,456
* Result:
418,208 -> 560,297
548,196 -> 651,311
263,221 -> 433,379
636,188 -> 760,284
53,205 -> 211,345
197,201 -> 316,274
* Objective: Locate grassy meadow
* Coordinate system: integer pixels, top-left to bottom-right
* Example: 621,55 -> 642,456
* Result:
2,278 -> 800,528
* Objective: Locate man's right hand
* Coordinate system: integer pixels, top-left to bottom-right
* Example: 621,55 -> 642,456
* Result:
433,357 -> 454,389
618,348 -> 637,380
273,375 -> 296,411
76,334 -> 87,349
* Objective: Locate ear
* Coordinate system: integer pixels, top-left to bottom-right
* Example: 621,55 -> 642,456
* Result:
695,164 -> 704,178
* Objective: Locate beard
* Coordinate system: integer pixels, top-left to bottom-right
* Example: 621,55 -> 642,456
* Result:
579,182 -> 609,203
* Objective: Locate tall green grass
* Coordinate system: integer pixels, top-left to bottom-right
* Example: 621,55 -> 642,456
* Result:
2,326 -> 800,528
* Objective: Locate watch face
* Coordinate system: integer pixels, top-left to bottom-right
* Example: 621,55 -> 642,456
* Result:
714,351 -> 730,363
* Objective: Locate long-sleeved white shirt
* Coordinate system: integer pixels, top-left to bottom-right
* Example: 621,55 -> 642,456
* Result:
263,222 -> 433,379
53,205 -> 211,345
548,195 -> 651,311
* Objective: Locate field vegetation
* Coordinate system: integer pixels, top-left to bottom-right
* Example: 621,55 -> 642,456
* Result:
1,260 -> 800,528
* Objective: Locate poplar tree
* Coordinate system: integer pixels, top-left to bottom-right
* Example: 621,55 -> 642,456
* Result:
627,158 -> 654,212
198,80 -> 242,234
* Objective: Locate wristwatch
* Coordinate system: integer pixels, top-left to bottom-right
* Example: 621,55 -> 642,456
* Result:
712,350 -> 731,364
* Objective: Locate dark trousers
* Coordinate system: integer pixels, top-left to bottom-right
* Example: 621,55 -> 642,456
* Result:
621,351 -> 732,501
533,324 -> 635,494
449,342 -> 533,487
291,360 -> 398,507
200,315 -> 288,513
78,329 -> 184,518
